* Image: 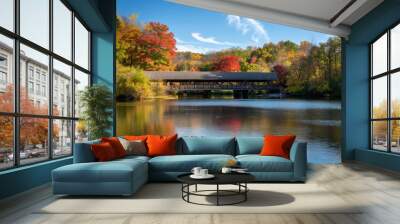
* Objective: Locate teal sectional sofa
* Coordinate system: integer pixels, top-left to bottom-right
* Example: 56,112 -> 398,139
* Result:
52,136 -> 307,196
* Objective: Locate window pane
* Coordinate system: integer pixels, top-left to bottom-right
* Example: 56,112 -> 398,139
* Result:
53,0 -> 72,60
391,120 -> 400,153
0,35 -> 14,112
75,18 -> 89,70
372,33 -> 387,76
20,117 -> 49,165
0,0 -> 14,31
20,0 -> 49,49
391,72 -> 400,118
74,69 -> 89,118
75,120 -> 88,143
372,76 -> 387,119
20,44 -> 49,115
53,59 -> 72,117
0,116 -> 14,170
391,24 -> 400,70
53,119 -> 72,157
372,121 -> 388,151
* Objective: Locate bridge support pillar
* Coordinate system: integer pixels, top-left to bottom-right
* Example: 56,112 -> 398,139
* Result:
202,90 -> 212,98
242,90 -> 249,99
234,90 -> 249,99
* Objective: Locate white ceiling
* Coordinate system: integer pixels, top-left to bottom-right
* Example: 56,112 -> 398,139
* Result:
168,0 -> 384,37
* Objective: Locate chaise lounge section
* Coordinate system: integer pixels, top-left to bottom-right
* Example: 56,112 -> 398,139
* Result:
52,136 -> 307,196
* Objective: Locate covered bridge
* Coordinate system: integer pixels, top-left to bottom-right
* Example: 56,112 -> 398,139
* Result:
144,71 -> 278,96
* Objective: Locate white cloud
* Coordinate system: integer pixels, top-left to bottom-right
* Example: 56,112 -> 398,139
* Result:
227,15 -> 249,35
191,32 -> 237,46
176,44 -> 215,54
226,15 -> 269,44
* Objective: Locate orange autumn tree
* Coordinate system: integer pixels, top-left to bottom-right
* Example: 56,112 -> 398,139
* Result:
0,85 -> 59,150
213,55 -> 241,72
117,16 -> 176,71
139,22 -> 176,71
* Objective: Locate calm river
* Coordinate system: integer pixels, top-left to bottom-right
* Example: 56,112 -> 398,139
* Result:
117,99 -> 341,164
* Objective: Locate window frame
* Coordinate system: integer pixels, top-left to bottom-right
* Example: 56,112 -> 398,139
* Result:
370,21 -> 400,154
0,0 -> 92,171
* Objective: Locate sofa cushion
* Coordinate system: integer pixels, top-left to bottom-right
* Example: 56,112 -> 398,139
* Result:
91,142 -> 118,162
53,158 -> 147,183
147,134 -> 178,157
236,155 -> 293,172
119,138 -> 147,156
179,137 -> 236,155
149,154 -> 235,172
260,135 -> 296,159
236,137 -> 264,155
101,137 -> 127,158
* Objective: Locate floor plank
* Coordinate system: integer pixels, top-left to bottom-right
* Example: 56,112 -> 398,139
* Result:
1,162 -> 400,224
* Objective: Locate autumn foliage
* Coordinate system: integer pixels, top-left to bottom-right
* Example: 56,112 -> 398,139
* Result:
0,85 -> 58,149
116,14 -> 342,99
213,55 -> 241,72
117,16 -> 176,71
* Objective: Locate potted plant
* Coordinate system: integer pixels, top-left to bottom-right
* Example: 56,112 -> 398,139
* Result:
79,84 -> 113,140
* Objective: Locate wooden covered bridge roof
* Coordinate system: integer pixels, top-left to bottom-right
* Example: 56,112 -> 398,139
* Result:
144,71 -> 277,82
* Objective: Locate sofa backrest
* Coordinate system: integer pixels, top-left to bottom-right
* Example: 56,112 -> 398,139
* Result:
235,137 -> 264,155
73,139 -> 100,163
178,136 -> 236,155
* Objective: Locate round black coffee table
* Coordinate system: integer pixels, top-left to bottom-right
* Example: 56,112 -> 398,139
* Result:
177,173 -> 255,206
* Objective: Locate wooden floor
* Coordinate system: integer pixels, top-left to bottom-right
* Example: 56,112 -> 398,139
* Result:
1,162 -> 400,224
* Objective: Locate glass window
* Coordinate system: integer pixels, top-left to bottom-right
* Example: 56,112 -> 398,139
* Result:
75,120 -> 88,143
372,121 -> 388,151
53,119 -> 72,158
53,59 -> 72,117
28,67 -> 34,80
74,69 -> 89,118
372,76 -> 387,119
0,0 -> 14,31
0,0 -> 91,170
20,44 -> 49,115
391,24 -> 400,70
28,82 -> 34,93
0,116 -> 14,169
53,0 -> 72,60
372,33 -> 387,76
20,0 -> 49,49
19,117 -> 49,165
75,18 -> 89,70
0,35 -> 14,113
391,72 -> 400,118
391,120 -> 400,153
371,25 -> 400,153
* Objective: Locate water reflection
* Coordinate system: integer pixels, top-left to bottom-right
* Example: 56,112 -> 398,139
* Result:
117,99 -> 341,164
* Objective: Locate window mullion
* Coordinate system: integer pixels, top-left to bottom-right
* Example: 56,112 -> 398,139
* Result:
388,30 -> 391,152
48,0 -> 54,160
13,0 -> 21,167
71,10 -> 76,154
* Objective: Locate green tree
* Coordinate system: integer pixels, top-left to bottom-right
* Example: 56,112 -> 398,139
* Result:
79,84 -> 113,139
117,64 -> 152,100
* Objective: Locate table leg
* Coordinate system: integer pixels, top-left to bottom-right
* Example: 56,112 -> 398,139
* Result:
195,184 -> 198,192
187,184 -> 190,202
245,183 -> 247,201
217,184 -> 219,206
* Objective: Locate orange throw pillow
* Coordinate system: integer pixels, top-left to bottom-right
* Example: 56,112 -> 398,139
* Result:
124,135 -> 148,141
91,142 -> 117,162
146,134 -> 178,157
260,135 -> 296,159
101,137 -> 126,158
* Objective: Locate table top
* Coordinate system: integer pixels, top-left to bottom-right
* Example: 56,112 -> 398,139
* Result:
177,172 -> 255,185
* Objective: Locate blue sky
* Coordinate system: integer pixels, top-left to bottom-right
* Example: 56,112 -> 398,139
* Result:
117,0 -> 334,54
